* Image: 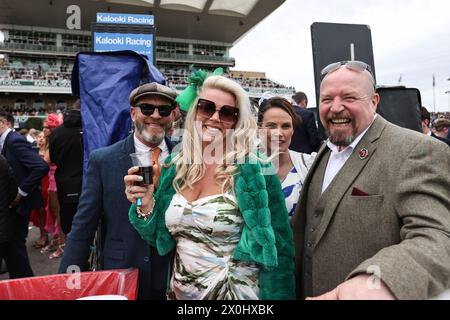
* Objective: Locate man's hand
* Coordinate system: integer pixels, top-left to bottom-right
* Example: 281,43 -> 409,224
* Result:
306,274 -> 396,300
10,192 -> 22,208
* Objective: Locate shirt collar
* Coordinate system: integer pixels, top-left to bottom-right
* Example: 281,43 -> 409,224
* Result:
326,114 -> 377,154
0,128 -> 12,148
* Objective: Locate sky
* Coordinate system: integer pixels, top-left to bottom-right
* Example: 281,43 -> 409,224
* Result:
230,0 -> 450,112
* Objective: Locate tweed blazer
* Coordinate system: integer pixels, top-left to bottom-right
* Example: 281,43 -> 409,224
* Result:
292,116 -> 450,300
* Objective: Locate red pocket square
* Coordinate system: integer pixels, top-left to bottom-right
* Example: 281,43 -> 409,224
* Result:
351,187 -> 370,197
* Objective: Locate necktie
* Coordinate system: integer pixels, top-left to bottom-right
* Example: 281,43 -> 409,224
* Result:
152,147 -> 162,189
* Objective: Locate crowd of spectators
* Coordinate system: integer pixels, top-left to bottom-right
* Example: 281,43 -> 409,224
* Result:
2,61 -> 294,92
161,67 -> 294,91
0,57 -> 72,82
431,112 -> 450,122
0,106 -> 49,117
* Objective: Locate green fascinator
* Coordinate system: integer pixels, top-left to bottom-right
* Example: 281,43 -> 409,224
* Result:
176,67 -> 224,111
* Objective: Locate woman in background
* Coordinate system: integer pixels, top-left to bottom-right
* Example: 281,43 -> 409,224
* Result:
39,114 -> 64,259
258,97 -> 316,218
29,131 -> 50,249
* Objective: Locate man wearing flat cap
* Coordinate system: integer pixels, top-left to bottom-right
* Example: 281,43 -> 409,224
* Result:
60,82 -> 178,299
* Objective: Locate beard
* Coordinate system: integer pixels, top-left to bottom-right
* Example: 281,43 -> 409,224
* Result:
325,116 -> 357,147
135,120 -> 167,145
327,130 -> 356,147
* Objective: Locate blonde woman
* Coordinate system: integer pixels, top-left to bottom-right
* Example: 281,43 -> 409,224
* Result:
124,75 -> 295,300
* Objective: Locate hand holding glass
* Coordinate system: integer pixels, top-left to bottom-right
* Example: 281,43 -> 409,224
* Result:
129,151 -> 153,206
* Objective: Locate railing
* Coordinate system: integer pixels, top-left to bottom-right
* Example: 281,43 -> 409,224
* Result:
172,84 -> 294,97
244,87 -> 296,96
0,78 -> 71,87
13,115 -> 47,123
0,78 -> 293,97
1,43 -> 235,65
0,42 -> 90,54
156,52 -> 235,65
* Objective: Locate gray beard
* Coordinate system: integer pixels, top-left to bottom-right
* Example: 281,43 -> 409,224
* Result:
135,121 -> 165,145
326,128 -> 356,147
329,134 -> 355,147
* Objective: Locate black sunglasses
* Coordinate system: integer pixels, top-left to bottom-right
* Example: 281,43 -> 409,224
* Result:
135,103 -> 174,117
196,98 -> 239,123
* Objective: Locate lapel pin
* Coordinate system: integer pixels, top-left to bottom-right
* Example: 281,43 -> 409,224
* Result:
358,148 -> 369,160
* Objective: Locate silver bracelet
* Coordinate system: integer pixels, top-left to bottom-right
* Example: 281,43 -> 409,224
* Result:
136,202 -> 154,221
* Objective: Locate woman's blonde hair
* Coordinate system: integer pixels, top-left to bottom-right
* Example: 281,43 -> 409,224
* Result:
170,75 -> 258,193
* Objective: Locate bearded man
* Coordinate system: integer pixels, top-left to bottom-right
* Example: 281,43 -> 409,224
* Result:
291,61 -> 450,300
59,82 -> 178,300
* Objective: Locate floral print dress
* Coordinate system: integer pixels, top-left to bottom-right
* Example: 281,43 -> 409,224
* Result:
165,193 -> 260,300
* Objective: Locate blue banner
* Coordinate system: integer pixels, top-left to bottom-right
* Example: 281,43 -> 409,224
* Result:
96,13 -> 154,26
72,51 -> 165,173
93,32 -> 153,61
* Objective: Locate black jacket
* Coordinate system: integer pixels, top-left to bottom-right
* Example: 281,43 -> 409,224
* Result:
0,155 -> 18,243
49,110 -> 83,204
2,130 -> 49,216
290,107 -> 322,154
431,133 -> 450,147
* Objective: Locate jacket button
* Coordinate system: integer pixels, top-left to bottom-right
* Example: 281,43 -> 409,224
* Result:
310,227 -> 316,233
314,213 -> 320,218
307,241 -> 313,248
143,257 -> 150,263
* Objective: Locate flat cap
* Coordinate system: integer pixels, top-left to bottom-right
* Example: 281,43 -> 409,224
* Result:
129,82 -> 178,106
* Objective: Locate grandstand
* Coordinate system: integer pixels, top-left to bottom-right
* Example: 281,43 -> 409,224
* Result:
0,0 -> 294,124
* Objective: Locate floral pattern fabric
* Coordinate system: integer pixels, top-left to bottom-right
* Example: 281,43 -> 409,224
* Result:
165,193 -> 260,300
281,166 -> 304,218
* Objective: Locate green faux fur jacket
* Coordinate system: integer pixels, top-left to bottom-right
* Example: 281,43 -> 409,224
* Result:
129,155 -> 295,300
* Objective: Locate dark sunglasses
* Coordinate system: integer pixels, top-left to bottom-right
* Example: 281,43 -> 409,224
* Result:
196,98 -> 239,123
135,103 -> 174,117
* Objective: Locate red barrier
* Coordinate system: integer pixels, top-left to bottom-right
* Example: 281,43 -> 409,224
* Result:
0,268 -> 138,300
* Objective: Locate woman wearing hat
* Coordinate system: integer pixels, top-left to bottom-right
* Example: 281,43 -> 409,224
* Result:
124,73 -> 295,300
39,113 -> 65,259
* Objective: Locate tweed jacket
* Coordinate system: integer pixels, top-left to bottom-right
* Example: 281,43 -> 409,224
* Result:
292,116 -> 450,300
129,156 -> 296,300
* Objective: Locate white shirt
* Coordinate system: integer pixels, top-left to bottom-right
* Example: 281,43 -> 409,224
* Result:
26,134 -> 35,143
133,134 -> 169,164
0,128 -> 26,197
0,128 -> 12,153
322,116 -> 376,193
